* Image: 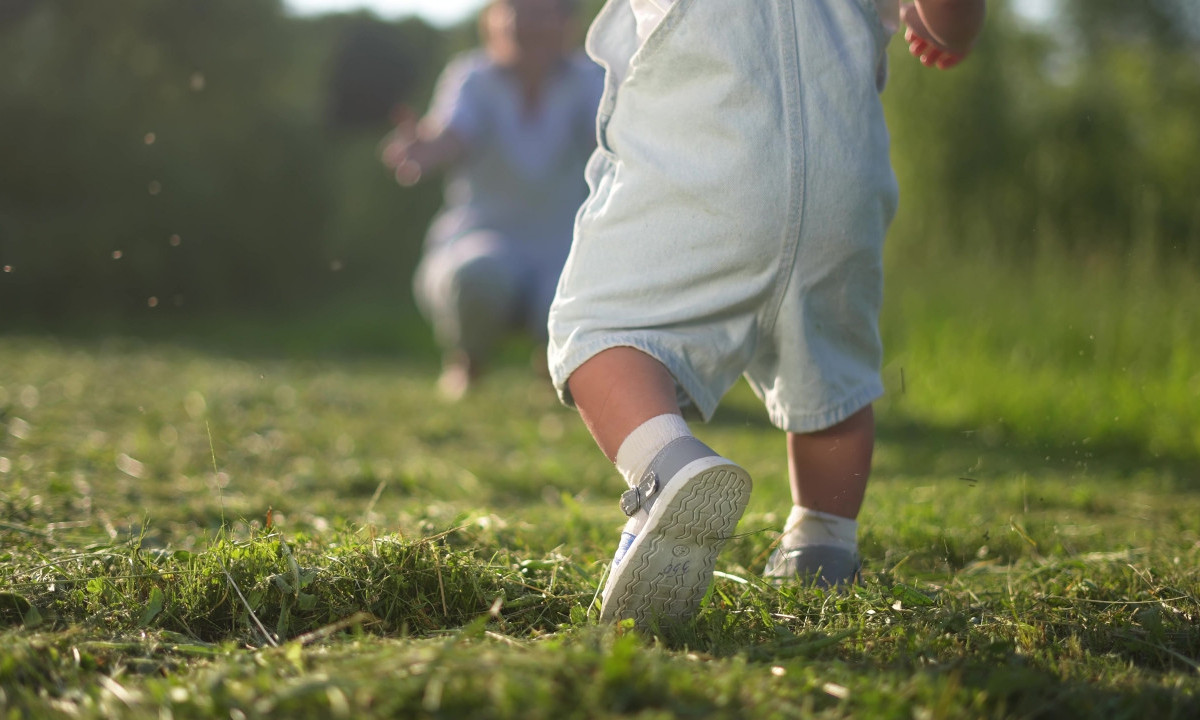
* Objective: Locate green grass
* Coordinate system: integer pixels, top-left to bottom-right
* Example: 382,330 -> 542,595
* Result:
1,252 -> 1199,719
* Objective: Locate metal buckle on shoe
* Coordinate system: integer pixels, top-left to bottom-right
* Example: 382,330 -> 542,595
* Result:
619,471 -> 659,517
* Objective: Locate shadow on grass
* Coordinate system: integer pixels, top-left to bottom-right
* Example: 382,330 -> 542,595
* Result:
706,380 -> 1198,491
876,415 -> 1200,492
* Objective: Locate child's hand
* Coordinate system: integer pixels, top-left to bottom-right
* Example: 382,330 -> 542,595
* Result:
900,1 -> 984,70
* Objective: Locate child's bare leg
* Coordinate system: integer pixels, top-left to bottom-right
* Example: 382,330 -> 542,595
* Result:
567,346 -> 681,460
787,405 -> 874,519
768,405 -> 874,586
568,346 -> 752,625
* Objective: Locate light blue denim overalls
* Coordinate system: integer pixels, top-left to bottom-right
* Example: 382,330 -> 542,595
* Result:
548,0 -> 901,433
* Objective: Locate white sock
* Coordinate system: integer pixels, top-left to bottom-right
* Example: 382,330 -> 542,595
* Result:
781,506 -> 858,553
614,414 -> 691,488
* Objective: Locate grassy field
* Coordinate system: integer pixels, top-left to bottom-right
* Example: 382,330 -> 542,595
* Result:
2,252 -> 1199,719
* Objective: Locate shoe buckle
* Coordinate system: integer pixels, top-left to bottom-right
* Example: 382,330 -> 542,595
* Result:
619,471 -> 659,517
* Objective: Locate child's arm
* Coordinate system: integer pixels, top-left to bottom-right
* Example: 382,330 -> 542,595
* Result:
901,0 -> 986,69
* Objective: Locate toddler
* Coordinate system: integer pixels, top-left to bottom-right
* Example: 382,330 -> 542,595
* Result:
547,0 -> 986,625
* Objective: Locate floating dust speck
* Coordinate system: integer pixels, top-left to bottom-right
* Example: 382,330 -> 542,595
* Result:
822,683 -> 850,700
2,265 -> 11,273
112,250 -> 123,260
0,457 -> 9,473
147,297 -> 159,308
116,453 -> 146,479
330,260 -> 344,272
148,180 -> 162,196
771,666 -> 786,677
189,72 -> 206,92
144,132 -> 156,145
9,417 -> 32,439
169,234 -> 182,247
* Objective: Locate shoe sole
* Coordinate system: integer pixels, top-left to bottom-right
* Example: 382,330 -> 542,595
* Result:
600,456 -> 752,626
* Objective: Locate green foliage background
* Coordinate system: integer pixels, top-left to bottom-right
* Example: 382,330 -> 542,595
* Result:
0,0 -> 1197,323
2,4 -> 1199,716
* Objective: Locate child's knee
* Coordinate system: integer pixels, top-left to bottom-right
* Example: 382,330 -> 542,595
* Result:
789,404 -> 875,439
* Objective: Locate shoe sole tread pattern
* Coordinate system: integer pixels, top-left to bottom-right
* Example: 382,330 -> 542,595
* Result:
601,458 -> 752,626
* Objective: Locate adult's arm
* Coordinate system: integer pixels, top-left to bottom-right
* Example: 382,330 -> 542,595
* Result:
381,54 -> 487,185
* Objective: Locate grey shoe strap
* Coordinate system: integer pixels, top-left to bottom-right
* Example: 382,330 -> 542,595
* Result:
765,544 -> 861,588
619,436 -> 717,517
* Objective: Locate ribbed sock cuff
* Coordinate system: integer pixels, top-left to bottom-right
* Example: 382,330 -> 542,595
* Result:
614,414 -> 691,488
781,506 -> 858,553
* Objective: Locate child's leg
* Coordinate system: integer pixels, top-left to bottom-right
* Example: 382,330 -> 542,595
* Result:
567,346 -> 752,625
566,346 -> 681,460
766,405 -> 873,587
787,405 -> 873,519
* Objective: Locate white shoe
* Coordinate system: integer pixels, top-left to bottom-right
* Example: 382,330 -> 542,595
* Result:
600,437 -> 752,626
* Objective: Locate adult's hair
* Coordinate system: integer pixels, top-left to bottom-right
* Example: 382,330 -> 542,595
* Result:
478,0 -> 579,63
486,0 -> 578,15
478,0 -> 579,39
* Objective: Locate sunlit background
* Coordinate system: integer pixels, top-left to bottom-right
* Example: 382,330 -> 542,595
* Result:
286,0 -> 489,25
3,4 -> 1200,717
283,0 -> 1059,25
0,0 -> 1197,330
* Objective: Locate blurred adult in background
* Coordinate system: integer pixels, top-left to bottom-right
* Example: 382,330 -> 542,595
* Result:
381,0 -> 603,399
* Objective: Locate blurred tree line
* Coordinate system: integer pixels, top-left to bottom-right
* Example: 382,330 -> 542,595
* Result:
887,0 -> 1200,264
0,0 -> 1196,325
0,0 -> 454,322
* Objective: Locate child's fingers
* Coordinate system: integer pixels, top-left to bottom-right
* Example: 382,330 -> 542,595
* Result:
908,35 -> 930,58
903,6 -> 969,70
906,32 -> 964,70
935,52 -> 963,70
